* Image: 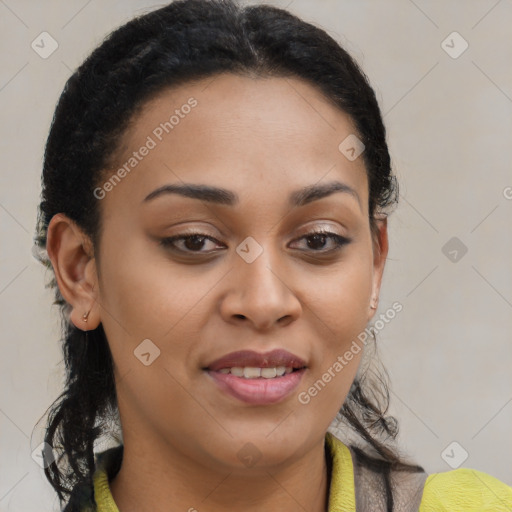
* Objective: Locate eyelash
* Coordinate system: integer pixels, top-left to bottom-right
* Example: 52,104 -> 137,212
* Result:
160,229 -> 351,255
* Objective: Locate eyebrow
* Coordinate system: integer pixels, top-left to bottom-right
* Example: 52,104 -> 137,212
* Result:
143,180 -> 361,209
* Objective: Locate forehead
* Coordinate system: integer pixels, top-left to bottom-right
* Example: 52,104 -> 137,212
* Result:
99,72 -> 369,215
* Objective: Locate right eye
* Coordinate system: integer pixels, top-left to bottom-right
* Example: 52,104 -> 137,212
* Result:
160,233 -> 225,254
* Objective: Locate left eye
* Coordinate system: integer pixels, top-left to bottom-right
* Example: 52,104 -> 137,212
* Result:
160,230 -> 350,254
291,230 -> 350,252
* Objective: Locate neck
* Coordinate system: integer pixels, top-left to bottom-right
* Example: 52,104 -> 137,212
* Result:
109,432 -> 331,512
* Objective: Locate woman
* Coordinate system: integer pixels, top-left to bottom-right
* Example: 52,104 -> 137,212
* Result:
33,0 -> 512,510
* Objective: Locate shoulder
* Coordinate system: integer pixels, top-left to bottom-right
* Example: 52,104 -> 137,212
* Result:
63,446 -> 123,512
62,479 -> 96,512
419,467 -> 512,512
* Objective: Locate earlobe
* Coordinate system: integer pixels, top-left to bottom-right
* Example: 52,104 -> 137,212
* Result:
46,213 -> 100,331
368,215 -> 389,318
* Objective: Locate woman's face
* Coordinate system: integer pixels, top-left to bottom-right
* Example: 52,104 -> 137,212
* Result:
76,73 -> 387,469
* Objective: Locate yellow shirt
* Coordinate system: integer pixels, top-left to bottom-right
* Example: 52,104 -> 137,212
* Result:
92,432 -> 512,511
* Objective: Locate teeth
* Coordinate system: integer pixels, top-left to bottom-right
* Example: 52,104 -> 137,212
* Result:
244,367 -> 261,379
217,366 -> 296,378
261,367 -> 277,378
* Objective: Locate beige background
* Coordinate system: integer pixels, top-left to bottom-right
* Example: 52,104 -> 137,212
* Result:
1,0 -> 511,510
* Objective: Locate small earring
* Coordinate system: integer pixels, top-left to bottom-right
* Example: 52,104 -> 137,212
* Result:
370,298 -> 378,310
83,310 -> 90,322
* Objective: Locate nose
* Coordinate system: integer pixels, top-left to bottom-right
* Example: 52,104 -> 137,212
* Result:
219,240 -> 302,331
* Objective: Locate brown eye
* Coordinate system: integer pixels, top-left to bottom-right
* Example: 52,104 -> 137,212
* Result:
160,233 -> 224,253
290,230 -> 351,253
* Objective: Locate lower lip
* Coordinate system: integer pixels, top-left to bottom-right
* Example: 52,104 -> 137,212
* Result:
206,368 -> 306,405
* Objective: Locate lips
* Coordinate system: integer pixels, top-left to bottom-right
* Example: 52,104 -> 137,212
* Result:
204,349 -> 307,372
207,368 -> 306,405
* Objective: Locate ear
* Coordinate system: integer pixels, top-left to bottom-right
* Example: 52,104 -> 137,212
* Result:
368,215 -> 389,321
46,213 -> 100,331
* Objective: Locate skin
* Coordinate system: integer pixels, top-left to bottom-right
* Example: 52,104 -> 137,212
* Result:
46,73 -> 388,512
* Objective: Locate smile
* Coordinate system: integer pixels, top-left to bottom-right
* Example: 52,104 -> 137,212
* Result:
205,367 -> 306,405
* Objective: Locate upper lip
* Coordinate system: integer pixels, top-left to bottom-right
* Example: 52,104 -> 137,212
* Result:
204,349 -> 307,372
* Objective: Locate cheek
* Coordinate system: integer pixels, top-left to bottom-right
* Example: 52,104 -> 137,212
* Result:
297,286 -> 370,423
97,238 -> 205,423
299,248 -> 373,398
307,253 -> 373,339
98,235 -> 207,338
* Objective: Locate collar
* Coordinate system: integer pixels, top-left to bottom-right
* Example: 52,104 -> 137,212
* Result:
92,432 -> 355,511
